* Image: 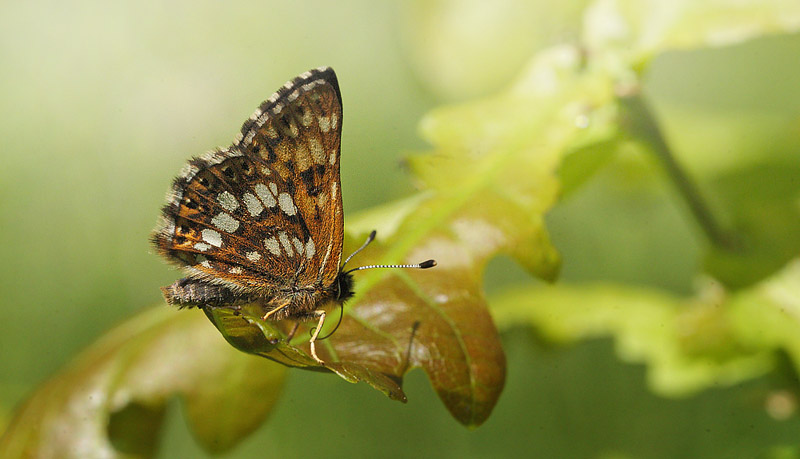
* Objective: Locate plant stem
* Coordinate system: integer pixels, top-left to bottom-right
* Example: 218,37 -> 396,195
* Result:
620,94 -> 735,250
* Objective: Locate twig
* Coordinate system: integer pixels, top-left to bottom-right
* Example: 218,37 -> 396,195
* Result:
619,94 -> 735,250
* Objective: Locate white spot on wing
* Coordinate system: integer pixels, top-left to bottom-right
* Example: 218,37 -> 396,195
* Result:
319,116 -> 330,133
229,267 -> 243,274
279,232 -> 294,256
211,212 -> 240,233
305,238 -> 316,259
217,191 -> 239,212
201,229 -> 223,247
194,242 -> 211,252
254,183 -> 276,208
278,192 -> 297,216
292,237 -> 304,256
269,182 -> 278,196
329,151 -> 336,165
331,112 -> 338,130
246,251 -> 262,262
295,145 -> 311,171
309,138 -> 325,164
242,192 -> 264,217
264,237 -> 281,256
301,109 -> 313,127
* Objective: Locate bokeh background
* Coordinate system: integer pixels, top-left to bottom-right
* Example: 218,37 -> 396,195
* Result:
2,0 -> 800,457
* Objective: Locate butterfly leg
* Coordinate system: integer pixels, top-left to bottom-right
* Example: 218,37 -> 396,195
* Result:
262,299 -> 290,321
309,310 -> 327,365
286,321 -> 300,342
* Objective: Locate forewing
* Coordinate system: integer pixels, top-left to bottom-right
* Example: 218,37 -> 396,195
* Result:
239,67 -> 344,288
152,67 -> 344,293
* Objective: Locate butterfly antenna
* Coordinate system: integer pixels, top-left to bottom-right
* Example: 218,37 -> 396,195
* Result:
345,259 -> 437,274
341,230 -> 377,269
343,229 -> 437,274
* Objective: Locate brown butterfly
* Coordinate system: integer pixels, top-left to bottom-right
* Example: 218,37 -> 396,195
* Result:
152,67 -> 435,364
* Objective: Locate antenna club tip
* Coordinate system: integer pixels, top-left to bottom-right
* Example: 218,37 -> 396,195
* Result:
419,259 -> 437,269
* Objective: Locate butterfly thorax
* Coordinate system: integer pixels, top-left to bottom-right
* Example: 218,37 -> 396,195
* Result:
259,269 -> 353,320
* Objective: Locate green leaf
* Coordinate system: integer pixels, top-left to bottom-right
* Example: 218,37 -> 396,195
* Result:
492,260 -> 800,396
492,284 -> 772,396
584,0 -> 800,67
703,163 -> 800,288
408,45 -> 621,280
729,259 -> 800,370
0,308 -> 286,457
619,93 -> 800,289
492,281 -> 772,396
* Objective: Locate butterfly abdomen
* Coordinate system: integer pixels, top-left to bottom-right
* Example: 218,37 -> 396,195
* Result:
161,277 -> 255,309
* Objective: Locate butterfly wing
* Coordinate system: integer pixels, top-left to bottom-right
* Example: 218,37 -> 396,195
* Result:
152,67 -> 344,294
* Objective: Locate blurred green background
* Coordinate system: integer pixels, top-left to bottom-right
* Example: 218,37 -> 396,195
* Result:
2,0 -> 800,457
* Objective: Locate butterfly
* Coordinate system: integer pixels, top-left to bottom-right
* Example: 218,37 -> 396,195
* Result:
151,67 -> 435,364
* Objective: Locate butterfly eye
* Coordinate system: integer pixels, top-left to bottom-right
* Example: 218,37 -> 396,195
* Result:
184,197 -> 199,209
177,224 -> 189,234
198,176 -> 209,187
222,166 -> 235,179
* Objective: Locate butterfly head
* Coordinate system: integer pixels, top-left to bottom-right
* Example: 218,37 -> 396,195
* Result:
334,270 -> 355,302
